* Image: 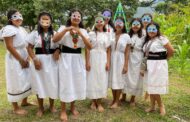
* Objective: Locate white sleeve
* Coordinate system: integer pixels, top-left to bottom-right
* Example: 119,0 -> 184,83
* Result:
160,36 -> 169,46
83,29 -> 90,39
89,31 -> 96,48
58,25 -> 66,33
2,26 -> 17,37
120,34 -> 131,52
27,31 -> 37,46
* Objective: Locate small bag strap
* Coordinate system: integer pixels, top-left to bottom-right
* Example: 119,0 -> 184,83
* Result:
145,40 -> 155,57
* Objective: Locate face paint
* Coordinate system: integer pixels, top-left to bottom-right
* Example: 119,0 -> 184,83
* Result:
114,19 -> 124,27
141,15 -> 151,23
132,20 -> 141,28
102,11 -> 111,20
40,19 -> 51,27
147,25 -> 158,33
95,16 -> 104,26
71,12 -> 81,22
11,14 -> 23,20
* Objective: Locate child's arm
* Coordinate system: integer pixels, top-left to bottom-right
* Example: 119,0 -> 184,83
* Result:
52,26 -> 74,43
106,47 -> 111,71
27,43 -> 42,70
4,36 -> 29,68
85,48 -> 91,71
164,42 -> 175,59
122,44 -> 130,74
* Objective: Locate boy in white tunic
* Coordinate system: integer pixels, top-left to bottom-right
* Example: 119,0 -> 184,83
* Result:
27,12 -> 60,117
86,15 -> 110,112
124,18 -> 145,107
142,22 -> 174,116
2,10 -> 32,115
52,9 -> 92,121
109,17 -> 131,108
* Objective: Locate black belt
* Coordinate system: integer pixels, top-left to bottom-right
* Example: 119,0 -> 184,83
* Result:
148,51 -> 167,60
35,48 -> 56,54
61,45 -> 81,54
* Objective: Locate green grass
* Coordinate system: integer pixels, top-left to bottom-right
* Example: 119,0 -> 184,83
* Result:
0,41 -> 190,122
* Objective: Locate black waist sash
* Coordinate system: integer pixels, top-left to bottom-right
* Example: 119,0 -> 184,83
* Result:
148,51 -> 167,60
35,48 -> 55,54
61,45 -> 81,54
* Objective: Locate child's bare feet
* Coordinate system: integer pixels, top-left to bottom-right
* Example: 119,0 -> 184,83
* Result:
71,108 -> 79,117
144,92 -> 149,101
129,102 -> 136,107
160,105 -> 166,116
110,100 -> 114,106
145,107 -> 156,113
120,98 -> 126,103
50,106 -> 57,113
13,108 -> 28,115
36,108 -> 44,117
90,102 -> 97,110
60,111 -> 68,122
97,104 -> 104,112
110,102 -> 119,109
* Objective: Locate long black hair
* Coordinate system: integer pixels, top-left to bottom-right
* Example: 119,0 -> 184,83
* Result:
129,18 -> 143,38
66,9 -> 84,28
143,22 -> 161,47
7,9 -> 19,25
37,11 -> 54,36
114,17 -> 127,34
102,9 -> 115,30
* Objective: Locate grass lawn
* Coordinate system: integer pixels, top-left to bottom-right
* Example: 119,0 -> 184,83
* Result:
0,41 -> 189,122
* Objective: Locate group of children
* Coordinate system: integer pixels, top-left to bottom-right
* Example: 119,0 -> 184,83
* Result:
0,8 -> 175,121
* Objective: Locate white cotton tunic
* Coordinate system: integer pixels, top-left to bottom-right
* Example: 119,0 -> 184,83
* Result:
143,36 -> 169,94
86,32 -> 110,99
2,25 -> 31,102
27,31 -> 59,99
109,33 -> 131,89
57,26 -> 89,102
124,34 -> 145,96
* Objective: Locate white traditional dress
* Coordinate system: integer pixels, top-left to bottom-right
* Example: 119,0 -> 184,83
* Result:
57,26 -> 89,102
109,33 -> 131,89
124,34 -> 145,96
27,31 -> 59,99
143,36 -> 169,94
2,25 -> 31,102
86,31 -> 110,99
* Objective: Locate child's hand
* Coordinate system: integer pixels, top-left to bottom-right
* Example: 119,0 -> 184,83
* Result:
122,66 -> 128,74
19,59 -> 29,69
140,70 -> 144,77
86,63 -> 91,71
34,59 -> 42,70
53,49 -> 60,61
105,62 -> 110,71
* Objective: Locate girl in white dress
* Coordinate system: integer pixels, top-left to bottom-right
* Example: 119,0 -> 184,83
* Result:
52,9 -> 92,121
2,10 -> 32,115
141,13 -> 153,36
109,17 -> 131,108
124,18 -> 145,107
141,13 -> 153,100
27,12 -> 60,117
86,15 -> 110,112
102,9 -> 115,34
143,22 -> 174,116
